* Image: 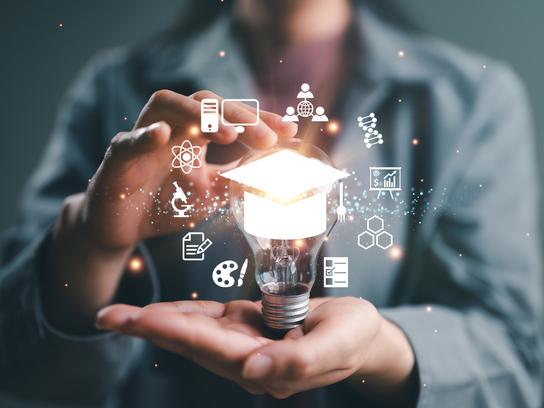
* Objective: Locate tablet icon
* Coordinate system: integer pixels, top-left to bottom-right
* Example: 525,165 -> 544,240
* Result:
182,232 -> 213,261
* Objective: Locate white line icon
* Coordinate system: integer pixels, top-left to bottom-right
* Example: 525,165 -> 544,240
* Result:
171,181 -> 193,218
171,140 -> 202,174
336,181 -> 346,222
201,98 -> 219,133
221,99 -> 260,133
369,167 -> 402,199
282,83 -> 329,123
182,232 -> 212,261
323,257 -> 349,288
212,258 -> 249,288
357,215 -> 393,250
357,113 -> 383,148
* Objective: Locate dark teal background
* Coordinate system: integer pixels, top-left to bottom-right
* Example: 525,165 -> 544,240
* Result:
1,0 -> 542,231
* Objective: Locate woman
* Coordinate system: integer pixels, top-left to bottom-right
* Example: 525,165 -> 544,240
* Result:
0,0 -> 542,407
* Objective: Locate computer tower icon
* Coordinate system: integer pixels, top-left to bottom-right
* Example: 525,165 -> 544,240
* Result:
201,98 -> 219,133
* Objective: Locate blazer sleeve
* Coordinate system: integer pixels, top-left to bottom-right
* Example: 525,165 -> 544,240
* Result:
0,53 -> 158,407
382,64 -> 544,407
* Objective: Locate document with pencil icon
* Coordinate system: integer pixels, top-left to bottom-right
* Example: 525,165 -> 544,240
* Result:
182,232 -> 213,261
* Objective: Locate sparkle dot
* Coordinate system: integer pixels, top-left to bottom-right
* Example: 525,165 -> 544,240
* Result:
426,305 -> 432,312
398,98 -> 403,103
361,379 -> 366,384
154,363 -> 159,368
458,253 -> 463,257
64,283 -> 69,287
279,59 -> 283,64
398,50 -> 405,58
327,120 -> 340,135
389,245 -> 403,260
189,222 -> 195,228
482,64 -> 487,69
456,149 -> 460,153
58,23 -> 63,28
423,383 -> 427,388
412,138 -> 419,146
434,329 -> 438,333
189,125 -> 199,136
123,116 -> 128,121
191,291 -> 198,299
218,50 -> 226,58
128,256 -> 144,273
119,193 -> 126,200
526,232 -> 531,237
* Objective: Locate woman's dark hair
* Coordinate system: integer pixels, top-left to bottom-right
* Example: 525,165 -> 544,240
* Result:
162,0 -> 417,43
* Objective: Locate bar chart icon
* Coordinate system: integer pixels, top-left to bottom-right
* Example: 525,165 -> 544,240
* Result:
369,167 -> 402,199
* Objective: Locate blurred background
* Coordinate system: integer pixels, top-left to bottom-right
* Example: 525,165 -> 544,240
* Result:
0,0 -> 542,231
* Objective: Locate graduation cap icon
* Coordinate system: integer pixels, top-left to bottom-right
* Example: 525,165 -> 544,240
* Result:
221,148 -> 350,239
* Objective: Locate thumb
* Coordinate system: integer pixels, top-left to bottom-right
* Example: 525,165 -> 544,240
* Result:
108,121 -> 171,164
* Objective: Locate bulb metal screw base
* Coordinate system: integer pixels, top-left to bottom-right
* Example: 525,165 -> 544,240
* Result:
261,291 -> 310,330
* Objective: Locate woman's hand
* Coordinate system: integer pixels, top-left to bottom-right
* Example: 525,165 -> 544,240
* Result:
78,90 -> 297,249
96,297 -> 416,399
44,90 -> 297,329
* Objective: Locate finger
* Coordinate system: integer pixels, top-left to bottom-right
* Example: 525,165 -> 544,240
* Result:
108,121 -> 171,163
143,300 -> 225,318
95,304 -> 143,330
111,308 -> 266,362
136,90 -> 238,145
242,320 -> 352,380
191,90 -> 298,147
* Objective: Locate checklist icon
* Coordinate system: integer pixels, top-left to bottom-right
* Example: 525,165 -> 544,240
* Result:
182,232 -> 213,261
323,257 -> 348,288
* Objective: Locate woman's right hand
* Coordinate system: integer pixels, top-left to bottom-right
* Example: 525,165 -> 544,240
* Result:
75,90 -> 297,250
45,90 -> 296,329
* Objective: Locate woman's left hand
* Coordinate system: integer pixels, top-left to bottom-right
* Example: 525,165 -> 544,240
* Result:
96,297 -> 416,399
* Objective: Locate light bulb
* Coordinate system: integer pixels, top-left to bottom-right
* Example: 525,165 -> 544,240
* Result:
223,140 -> 347,330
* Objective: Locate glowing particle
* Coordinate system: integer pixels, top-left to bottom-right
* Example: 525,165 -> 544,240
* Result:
119,193 -> 126,200
426,305 -> 432,312
64,283 -> 69,287
482,64 -> 487,69
434,329 -> 438,333
279,59 -> 283,64
128,256 -> 144,273
398,50 -> 405,58
154,363 -> 159,368
191,291 -> 198,299
123,116 -> 127,121
218,50 -> 226,58
361,379 -> 366,384
189,125 -> 199,136
327,120 -> 340,135
389,245 -> 403,260
412,138 -> 419,146
398,98 -> 402,103
58,23 -> 63,28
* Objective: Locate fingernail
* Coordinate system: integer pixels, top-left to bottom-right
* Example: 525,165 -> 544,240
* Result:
145,122 -> 162,132
94,308 -> 109,329
244,353 -> 273,379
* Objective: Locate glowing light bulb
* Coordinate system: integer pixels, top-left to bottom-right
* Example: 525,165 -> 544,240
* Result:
222,141 -> 348,329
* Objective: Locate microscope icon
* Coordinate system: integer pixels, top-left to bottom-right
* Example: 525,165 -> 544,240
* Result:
171,181 -> 193,218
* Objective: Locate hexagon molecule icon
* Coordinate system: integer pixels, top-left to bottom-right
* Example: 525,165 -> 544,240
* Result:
358,231 -> 375,250
376,231 -> 393,250
366,215 -> 384,234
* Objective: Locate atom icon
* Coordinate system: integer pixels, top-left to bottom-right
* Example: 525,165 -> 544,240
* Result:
171,140 -> 202,174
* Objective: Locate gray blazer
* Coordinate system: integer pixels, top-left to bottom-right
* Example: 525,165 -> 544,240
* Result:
0,5 -> 542,408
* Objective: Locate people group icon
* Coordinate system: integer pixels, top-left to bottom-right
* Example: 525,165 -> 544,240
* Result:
282,83 -> 329,123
